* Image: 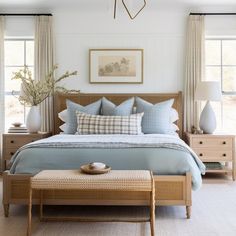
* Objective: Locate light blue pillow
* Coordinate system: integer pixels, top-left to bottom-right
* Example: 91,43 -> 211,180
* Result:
66,99 -> 101,134
135,97 -> 174,134
101,97 -> 134,116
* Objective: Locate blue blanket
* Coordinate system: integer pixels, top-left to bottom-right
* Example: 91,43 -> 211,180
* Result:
10,134 -> 205,190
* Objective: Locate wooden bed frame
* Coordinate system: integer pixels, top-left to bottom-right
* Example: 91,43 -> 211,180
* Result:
2,91 -> 192,219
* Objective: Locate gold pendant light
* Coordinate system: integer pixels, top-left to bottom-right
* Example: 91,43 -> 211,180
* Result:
114,0 -> 147,20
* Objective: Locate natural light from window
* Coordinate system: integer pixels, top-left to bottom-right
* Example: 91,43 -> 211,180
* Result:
205,39 -> 236,133
4,39 -> 34,130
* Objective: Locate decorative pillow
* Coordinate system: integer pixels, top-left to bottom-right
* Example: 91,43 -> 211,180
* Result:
59,123 -> 67,132
170,108 -> 179,123
66,99 -> 101,134
172,123 -> 179,131
76,111 -> 143,135
135,97 -> 174,134
58,109 -> 67,122
101,97 -> 134,116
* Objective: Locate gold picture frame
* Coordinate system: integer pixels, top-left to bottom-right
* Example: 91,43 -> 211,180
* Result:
89,49 -> 143,84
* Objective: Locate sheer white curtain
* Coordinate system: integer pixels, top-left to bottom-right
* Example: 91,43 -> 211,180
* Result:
0,16 -> 5,171
184,15 -> 205,132
35,15 -> 54,132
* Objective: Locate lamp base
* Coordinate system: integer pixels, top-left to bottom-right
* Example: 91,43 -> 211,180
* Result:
199,101 -> 216,134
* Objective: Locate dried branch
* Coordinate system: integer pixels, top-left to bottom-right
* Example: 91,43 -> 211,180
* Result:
12,66 -> 78,106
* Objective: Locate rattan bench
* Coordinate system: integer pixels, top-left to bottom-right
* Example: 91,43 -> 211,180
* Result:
27,170 -> 155,236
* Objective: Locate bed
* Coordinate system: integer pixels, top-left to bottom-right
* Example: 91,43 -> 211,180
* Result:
2,92 -> 204,219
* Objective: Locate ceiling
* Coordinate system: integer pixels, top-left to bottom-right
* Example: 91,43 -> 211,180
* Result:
0,0 -> 236,11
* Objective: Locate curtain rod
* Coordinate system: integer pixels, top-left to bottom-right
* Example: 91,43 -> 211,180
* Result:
190,13 -> 236,16
0,13 -> 52,16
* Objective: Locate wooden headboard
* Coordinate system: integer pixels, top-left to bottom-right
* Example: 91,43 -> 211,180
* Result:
53,92 -> 183,137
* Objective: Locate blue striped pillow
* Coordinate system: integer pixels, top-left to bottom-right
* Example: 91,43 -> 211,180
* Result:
136,97 -> 174,134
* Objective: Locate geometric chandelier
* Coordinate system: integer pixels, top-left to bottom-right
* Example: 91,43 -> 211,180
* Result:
113,0 -> 147,20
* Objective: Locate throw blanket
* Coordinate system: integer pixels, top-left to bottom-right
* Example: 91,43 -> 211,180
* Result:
10,134 -> 205,174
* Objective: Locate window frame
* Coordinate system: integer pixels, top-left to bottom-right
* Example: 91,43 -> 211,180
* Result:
4,38 -> 34,125
205,38 -> 236,131
205,38 -> 236,95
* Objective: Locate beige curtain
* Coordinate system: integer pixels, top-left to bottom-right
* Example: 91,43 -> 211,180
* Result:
184,15 -> 205,132
0,16 -> 5,171
35,15 -> 54,132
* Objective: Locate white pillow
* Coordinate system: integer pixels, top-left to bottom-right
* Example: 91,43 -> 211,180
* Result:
58,109 -> 67,122
59,123 -> 67,132
167,123 -> 179,136
171,123 -> 179,131
170,108 -> 179,123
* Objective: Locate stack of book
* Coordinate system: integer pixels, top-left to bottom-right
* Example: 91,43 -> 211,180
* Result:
8,126 -> 28,133
204,162 -> 223,170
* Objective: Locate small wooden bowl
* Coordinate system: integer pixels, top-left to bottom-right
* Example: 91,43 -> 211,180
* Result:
12,122 -> 23,127
80,164 -> 111,175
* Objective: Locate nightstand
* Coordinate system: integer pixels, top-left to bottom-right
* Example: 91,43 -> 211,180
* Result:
185,132 -> 235,180
1,132 -> 51,171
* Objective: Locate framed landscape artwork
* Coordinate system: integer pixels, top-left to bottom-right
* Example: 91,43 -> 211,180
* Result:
89,49 -> 143,84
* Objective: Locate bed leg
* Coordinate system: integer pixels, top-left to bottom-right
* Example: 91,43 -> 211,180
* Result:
3,171 -> 10,217
186,206 -> 191,219
185,172 -> 192,219
3,204 -> 9,217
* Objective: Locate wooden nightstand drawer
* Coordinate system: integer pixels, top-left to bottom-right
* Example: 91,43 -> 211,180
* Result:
2,132 -> 51,171
3,148 -> 19,160
185,132 -> 235,180
192,137 -> 232,148
194,149 -> 232,162
4,136 -> 40,148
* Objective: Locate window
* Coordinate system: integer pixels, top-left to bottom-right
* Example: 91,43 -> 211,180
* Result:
4,39 -> 34,130
205,39 -> 236,132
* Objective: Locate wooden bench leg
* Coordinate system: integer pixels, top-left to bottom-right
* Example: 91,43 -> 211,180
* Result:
186,206 -> 191,219
3,204 -> 9,217
27,183 -> 33,236
150,177 -> 155,236
40,190 -> 43,221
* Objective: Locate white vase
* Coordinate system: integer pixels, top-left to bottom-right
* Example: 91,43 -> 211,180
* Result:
26,106 -> 41,133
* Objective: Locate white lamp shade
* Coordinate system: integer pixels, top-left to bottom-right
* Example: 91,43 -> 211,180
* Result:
195,81 -> 222,101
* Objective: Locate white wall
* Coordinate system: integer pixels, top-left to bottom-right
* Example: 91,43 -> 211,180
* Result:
205,16 -> 236,36
5,16 -> 34,38
54,8 -> 188,93
4,4 -> 236,94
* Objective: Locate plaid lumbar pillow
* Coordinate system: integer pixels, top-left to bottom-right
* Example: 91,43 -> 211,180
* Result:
76,111 -> 144,135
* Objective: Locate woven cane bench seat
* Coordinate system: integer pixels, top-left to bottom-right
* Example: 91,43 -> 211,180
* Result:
27,169 -> 155,236
31,170 -> 152,191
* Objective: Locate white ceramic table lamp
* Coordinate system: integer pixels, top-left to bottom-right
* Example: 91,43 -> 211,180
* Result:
195,81 -> 222,134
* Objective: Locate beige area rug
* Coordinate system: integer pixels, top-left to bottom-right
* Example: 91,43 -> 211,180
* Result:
1,175 -> 236,236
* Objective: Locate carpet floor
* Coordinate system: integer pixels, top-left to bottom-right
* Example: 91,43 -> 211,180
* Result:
1,175 -> 236,236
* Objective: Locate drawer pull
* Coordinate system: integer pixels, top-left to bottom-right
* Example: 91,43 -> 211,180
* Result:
10,140 -> 14,143
223,153 -> 226,157
199,153 -> 203,157
199,141 -> 203,144
10,152 -> 14,155
222,141 -> 226,145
